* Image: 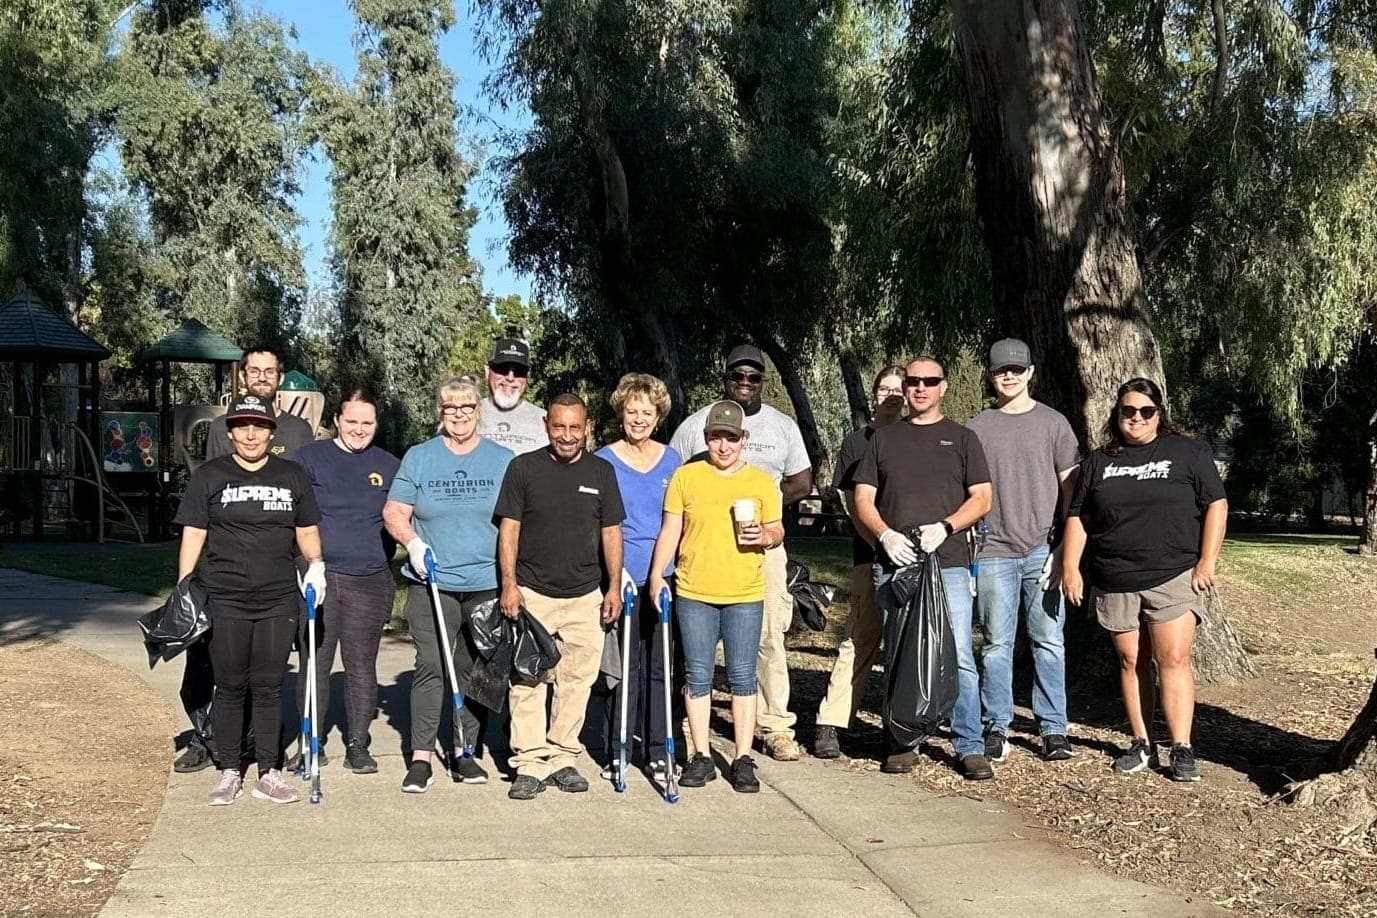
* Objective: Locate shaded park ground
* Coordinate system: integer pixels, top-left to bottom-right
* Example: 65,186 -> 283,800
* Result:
1,533 -> 1374,915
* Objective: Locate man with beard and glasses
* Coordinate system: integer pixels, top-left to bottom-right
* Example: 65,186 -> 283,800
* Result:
174,345 -> 316,775
477,338 -> 549,455
669,344 -> 812,763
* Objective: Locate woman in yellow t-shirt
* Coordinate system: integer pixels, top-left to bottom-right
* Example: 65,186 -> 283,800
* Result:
649,401 -> 784,793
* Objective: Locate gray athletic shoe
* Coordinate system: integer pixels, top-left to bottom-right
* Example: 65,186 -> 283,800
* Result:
252,769 -> 301,804
207,769 -> 243,806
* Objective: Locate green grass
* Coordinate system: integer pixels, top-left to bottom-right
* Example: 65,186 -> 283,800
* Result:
783,537 -> 854,590
0,544 -> 179,596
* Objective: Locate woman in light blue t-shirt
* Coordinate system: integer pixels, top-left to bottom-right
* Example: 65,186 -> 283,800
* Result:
595,373 -> 682,785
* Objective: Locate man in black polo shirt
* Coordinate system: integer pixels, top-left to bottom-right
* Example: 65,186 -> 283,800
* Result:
496,393 -> 625,800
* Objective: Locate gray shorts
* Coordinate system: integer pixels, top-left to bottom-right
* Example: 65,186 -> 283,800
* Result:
1094,569 -> 1203,633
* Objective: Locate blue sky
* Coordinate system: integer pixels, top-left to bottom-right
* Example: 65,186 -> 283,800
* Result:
254,0 -> 533,300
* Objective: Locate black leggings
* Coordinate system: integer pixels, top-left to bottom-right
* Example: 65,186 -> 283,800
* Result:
208,597 -> 298,775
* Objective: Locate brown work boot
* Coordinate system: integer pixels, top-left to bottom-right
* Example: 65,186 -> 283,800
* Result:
762,733 -> 801,761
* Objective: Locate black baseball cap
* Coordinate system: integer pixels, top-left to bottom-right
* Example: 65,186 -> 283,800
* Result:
224,394 -> 277,427
489,338 -> 531,369
724,344 -> 766,372
988,338 -> 1033,371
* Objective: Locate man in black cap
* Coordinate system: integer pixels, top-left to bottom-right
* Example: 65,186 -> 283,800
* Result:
177,345 -> 315,773
669,343 -> 813,761
477,337 -> 549,454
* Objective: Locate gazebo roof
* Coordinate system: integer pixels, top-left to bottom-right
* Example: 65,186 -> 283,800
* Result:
138,318 -> 242,364
0,289 -> 111,361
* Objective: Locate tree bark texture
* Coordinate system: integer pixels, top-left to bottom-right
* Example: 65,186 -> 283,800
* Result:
835,342 -> 872,432
949,0 -> 1164,444
1362,423 -> 1377,556
755,330 -> 829,479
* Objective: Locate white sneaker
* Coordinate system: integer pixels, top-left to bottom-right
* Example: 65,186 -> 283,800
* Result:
207,769 -> 243,806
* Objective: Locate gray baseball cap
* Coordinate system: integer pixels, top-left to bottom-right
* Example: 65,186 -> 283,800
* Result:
988,338 -> 1032,371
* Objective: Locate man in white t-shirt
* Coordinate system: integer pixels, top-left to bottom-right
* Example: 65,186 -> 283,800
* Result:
477,338 -> 549,454
670,344 -> 813,761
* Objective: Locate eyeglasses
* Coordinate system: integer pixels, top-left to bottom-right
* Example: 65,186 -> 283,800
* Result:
1117,405 -> 1159,420
490,364 -> 528,379
991,366 -> 1028,378
244,367 -> 280,379
441,403 -> 479,416
728,370 -> 764,384
875,387 -> 903,397
904,375 -> 944,388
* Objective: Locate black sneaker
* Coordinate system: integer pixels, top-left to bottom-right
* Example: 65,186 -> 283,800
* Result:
1041,734 -> 1075,761
813,725 -> 841,759
174,743 -> 213,773
881,748 -> 918,774
1169,744 -> 1201,782
344,743 -> 378,774
731,755 -> 760,793
961,754 -> 995,781
285,749 -> 329,773
508,774 -> 546,800
984,731 -> 1010,763
543,766 -> 589,793
679,753 -> 717,787
400,759 -> 434,794
1112,738 -> 1157,774
451,755 -> 489,784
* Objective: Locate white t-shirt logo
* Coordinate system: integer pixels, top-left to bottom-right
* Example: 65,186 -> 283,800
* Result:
1103,460 -> 1172,481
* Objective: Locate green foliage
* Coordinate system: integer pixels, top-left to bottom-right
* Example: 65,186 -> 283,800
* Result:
110,0 -> 312,351
316,0 -> 484,449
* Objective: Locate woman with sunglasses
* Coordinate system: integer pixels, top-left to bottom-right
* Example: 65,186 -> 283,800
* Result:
384,376 -> 514,792
649,400 -> 783,793
1061,378 -> 1227,782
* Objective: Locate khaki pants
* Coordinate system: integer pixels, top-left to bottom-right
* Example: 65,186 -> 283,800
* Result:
507,588 -> 603,780
816,563 -> 882,729
755,544 -> 797,739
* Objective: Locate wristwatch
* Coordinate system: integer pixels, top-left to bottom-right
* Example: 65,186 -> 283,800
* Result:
940,520 -> 954,537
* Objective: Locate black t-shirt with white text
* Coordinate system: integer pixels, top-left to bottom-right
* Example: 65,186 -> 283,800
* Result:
834,426 -> 876,566
494,449 -> 626,597
853,418 -> 991,570
1067,434 -> 1226,592
175,455 -> 322,614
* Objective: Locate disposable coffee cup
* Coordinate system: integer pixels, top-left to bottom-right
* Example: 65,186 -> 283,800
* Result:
732,499 -> 757,543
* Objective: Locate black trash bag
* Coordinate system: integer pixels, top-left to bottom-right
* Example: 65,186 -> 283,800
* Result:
883,551 -> 958,747
466,598 -> 515,712
512,608 -> 561,685
786,560 -> 836,632
137,575 -> 210,668
469,598 -> 507,659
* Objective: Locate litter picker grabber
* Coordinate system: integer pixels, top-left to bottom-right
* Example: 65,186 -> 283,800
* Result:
656,585 -> 679,804
299,584 -> 322,805
614,570 -> 636,793
424,548 -> 474,763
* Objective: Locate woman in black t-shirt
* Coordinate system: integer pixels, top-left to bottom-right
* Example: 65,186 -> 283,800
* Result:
1062,378 -> 1227,783
175,395 -> 324,807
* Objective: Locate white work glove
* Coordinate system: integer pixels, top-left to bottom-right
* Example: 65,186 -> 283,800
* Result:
1039,543 -> 1064,591
878,529 -> 917,567
917,522 -> 948,555
299,561 -> 327,605
406,537 -> 431,581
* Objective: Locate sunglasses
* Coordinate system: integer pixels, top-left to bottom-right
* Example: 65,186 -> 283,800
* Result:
728,370 -> 765,384
904,375 -> 944,388
490,364 -> 528,378
1117,405 -> 1159,420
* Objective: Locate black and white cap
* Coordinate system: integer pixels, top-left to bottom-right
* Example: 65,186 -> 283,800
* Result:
224,394 -> 277,428
489,338 -> 532,369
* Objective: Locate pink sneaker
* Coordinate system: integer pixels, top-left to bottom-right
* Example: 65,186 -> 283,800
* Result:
251,769 -> 300,805
207,769 -> 243,806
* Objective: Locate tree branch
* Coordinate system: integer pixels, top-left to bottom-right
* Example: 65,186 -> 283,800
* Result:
1210,0 -> 1229,113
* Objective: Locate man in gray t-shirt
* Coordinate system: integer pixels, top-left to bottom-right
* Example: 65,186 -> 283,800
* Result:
477,338 -> 549,454
668,343 -> 812,761
965,338 -> 1080,765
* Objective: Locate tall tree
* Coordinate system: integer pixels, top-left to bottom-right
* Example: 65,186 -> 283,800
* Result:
316,0 -> 483,447
112,0 -> 312,350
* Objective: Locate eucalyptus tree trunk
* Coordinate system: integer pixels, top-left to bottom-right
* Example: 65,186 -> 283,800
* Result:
754,331 -> 829,480
1363,413 -> 1377,556
948,0 -> 1161,444
949,0 -> 1254,685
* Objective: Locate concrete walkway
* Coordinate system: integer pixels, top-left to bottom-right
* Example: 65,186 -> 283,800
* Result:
0,568 -> 1220,917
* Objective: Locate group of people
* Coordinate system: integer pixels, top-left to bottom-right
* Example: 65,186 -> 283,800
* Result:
172,331 -> 1227,808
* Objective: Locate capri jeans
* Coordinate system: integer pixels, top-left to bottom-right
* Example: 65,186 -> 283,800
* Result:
677,597 -> 764,699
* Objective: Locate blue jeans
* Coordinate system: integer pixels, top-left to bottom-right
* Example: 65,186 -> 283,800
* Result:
976,545 -> 1067,736
677,598 -> 764,698
877,567 -> 982,758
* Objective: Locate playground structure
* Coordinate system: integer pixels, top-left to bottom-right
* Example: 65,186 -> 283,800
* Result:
0,293 -> 324,543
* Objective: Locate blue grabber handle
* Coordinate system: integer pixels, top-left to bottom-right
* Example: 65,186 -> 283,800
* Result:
425,547 -> 473,757
304,584 -> 321,801
657,585 -> 678,804
299,584 -> 318,776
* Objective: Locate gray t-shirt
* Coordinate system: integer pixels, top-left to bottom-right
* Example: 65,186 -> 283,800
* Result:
965,402 -> 1079,558
669,403 -> 810,484
476,397 -> 548,454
